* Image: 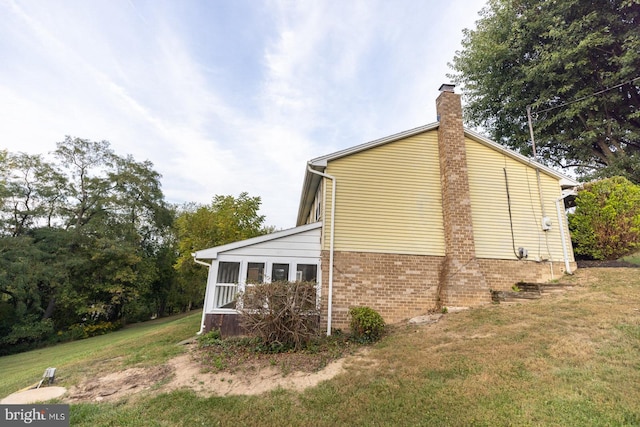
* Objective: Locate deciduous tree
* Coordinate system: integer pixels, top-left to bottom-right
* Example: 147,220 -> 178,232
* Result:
450,0 -> 640,181
0,137 -> 177,353
174,193 -> 269,310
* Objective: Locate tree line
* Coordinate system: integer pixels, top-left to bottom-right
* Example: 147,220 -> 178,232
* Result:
0,137 -> 270,355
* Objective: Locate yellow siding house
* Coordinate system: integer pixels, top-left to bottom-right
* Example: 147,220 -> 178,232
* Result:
196,85 -> 578,335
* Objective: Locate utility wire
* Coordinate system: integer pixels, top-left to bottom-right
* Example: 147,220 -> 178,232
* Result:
531,76 -> 640,115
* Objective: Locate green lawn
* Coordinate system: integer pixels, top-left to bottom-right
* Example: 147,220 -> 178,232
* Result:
621,251 -> 640,266
3,269 -> 640,426
0,311 -> 200,399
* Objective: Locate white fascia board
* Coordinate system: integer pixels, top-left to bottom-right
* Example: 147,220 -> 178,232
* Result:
296,165 -> 323,226
193,222 -> 323,261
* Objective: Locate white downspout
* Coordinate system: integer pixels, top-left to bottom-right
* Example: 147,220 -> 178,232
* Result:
307,165 -> 336,336
193,255 -> 213,335
554,196 -> 573,275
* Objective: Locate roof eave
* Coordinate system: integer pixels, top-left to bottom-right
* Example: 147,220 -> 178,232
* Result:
194,222 -> 324,261
296,163 -> 324,226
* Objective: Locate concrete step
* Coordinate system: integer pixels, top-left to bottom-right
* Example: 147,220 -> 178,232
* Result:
491,282 -> 574,303
539,283 -> 575,294
491,290 -> 541,303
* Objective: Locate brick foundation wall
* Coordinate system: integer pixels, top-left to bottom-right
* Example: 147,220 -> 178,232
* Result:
318,250 -> 578,331
477,259 -> 578,291
320,250 -> 444,330
438,258 -> 492,307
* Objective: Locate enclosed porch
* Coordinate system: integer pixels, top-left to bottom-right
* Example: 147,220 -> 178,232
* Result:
193,222 -> 323,336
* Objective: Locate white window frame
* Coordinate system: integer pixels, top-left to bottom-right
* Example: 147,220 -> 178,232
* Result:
208,256 -> 322,314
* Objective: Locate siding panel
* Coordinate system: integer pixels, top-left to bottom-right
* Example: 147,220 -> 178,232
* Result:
465,137 -> 574,262
324,131 -> 444,255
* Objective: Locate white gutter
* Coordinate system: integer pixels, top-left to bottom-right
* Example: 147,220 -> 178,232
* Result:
554,194 -> 574,275
307,164 -> 336,336
192,255 -> 213,335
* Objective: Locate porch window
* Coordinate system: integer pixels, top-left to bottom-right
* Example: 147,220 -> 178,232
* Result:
296,264 -> 317,283
217,262 -> 240,283
215,262 -> 240,309
247,262 -> 265,284
271,263 -> 289,282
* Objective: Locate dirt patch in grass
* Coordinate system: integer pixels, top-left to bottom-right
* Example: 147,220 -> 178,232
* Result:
66,365 -> 172,403
64,336 -> 367,402
161,348 -> 356,397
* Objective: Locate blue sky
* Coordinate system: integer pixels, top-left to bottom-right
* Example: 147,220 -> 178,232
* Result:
1,0 -> 487,228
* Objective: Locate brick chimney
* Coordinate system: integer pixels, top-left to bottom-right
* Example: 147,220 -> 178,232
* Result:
436,84 -> 491,307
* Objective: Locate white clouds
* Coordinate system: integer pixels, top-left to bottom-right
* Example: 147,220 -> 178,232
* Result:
258,0 -> 487,155
262,1 -> 378,129
0,0 -> 486,229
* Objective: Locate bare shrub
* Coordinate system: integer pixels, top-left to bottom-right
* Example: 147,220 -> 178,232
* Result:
239,281 -> 319,351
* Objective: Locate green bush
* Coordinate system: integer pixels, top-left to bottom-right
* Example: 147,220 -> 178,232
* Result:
568,176 -> 640,260
67,323 -> 88,340
349,306 -> 385,343
63,321 -> 122,341
0,318 -> 54,345
0,317 -> 55,355
83,321 -> 121,337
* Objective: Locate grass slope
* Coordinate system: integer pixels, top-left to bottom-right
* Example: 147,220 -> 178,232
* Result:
0,311 -> 200,399
4,269 -> 640,426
